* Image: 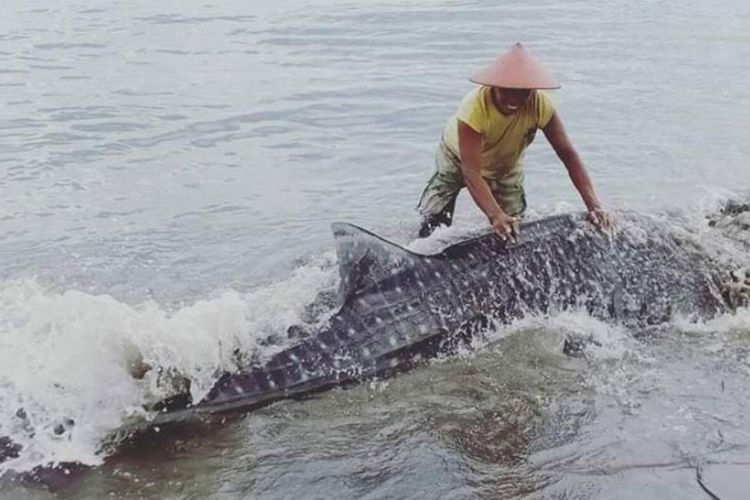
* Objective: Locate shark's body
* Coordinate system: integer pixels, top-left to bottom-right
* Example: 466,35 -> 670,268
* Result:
1,211 -> 742,467
152,212 -> 730,423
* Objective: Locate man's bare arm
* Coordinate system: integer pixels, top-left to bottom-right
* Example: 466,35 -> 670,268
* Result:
542,112 -> 610,227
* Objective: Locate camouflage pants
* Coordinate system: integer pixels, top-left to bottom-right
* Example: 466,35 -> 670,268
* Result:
416,139 -> 526,237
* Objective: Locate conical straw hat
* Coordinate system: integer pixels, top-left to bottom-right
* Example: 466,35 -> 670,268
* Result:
470,43 -> 560,90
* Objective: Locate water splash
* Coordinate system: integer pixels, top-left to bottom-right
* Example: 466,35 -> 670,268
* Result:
0,253 -> 337,473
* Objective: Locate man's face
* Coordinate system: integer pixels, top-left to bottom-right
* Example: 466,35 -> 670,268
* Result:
493,88 -> 532,115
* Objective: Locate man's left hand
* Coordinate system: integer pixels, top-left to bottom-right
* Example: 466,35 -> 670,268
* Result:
587,207 -> 612,230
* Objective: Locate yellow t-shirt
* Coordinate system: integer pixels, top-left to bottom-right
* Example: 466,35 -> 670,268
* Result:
442,87 -> 556,181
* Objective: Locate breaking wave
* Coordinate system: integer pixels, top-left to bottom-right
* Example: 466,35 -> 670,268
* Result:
0,254 -> 337,474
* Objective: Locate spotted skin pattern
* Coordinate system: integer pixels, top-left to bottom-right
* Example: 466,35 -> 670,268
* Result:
148,212 -> 733,424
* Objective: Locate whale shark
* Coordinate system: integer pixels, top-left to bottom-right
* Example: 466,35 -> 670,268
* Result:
144,211 -> 745,425
2,210 -> 748,468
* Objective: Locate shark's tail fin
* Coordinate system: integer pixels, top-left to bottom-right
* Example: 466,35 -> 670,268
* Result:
331,223 -> 421,305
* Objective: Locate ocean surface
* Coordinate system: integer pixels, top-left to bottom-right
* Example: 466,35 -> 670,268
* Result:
0,0 -> 749,498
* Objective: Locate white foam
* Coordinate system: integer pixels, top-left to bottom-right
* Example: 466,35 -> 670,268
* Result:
673,308 -> 750,335
429,309 -> 633,365
0,254 -> 337,473
406,221 -> 485,254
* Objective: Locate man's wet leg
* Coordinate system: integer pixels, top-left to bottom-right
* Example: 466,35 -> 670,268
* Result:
418,195 -> 457,238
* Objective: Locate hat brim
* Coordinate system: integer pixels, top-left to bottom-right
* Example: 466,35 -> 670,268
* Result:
469,77 -> 561,90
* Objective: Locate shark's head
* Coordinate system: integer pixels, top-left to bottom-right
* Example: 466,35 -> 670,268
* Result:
722,267 -> 750,310
708,199 -> 750,310
709,199 -> 750,245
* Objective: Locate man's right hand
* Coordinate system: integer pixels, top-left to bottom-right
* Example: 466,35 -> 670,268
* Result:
489,212 -> 519,241
587,206 -> 612,231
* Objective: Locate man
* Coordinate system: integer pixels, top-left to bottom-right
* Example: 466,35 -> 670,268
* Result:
417,43 -> 609,239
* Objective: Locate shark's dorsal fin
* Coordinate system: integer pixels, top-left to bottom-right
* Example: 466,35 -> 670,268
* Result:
331,223 -> 418,305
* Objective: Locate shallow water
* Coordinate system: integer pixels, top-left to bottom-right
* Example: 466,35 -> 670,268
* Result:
1,0 -> 749,498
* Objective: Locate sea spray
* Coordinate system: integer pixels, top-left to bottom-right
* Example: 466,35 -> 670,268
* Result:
0,253 -> 337,473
